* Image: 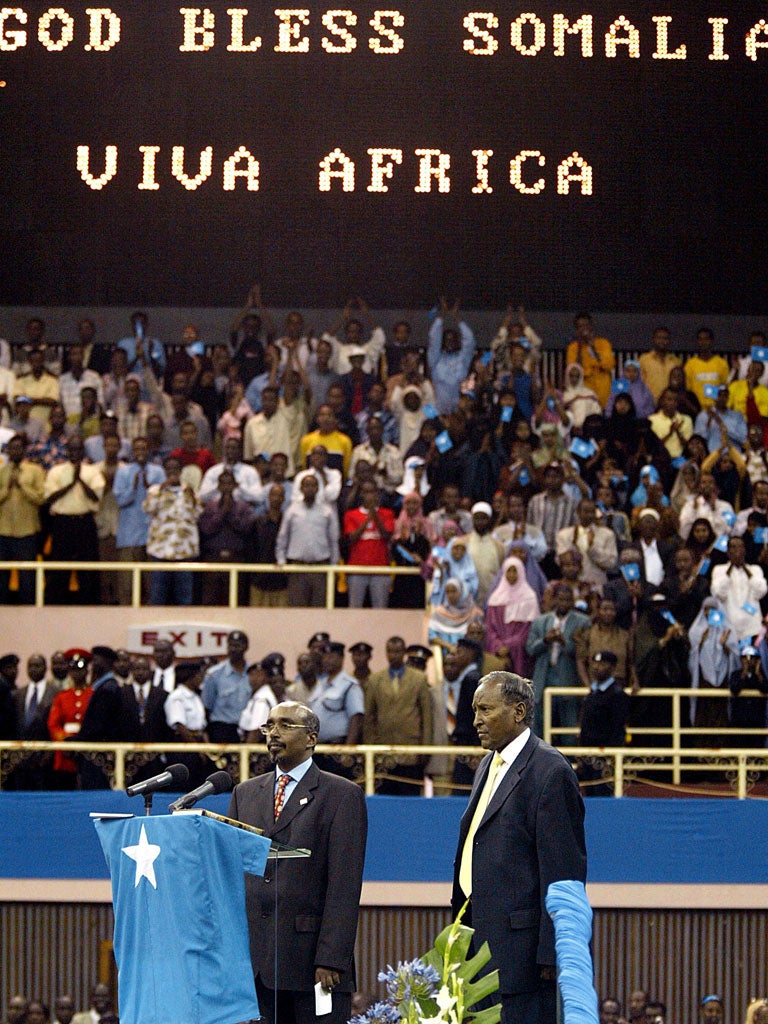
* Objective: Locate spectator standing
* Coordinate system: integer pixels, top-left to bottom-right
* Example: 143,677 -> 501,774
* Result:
249,483 -> 287,607
198,469 -> 255,605
0,434 -> 45,604
46,652 -> 92,788
526,583 -> 591,738
638,327 -> 681,403
201,630 -> 251,743
113,437 -> 165,605
76,646 -> 122,789
710,535 -> 767,641
389,492 -> 433,608
485,556 -> 540,675
364,636 -> 433,794
165,660 -> 216,788
44,436 -> 104,604
729,645 -> 768,745
427,299 -> 476,415
13,345 -> 59,423
307,641 -> 364,776
687,597 -> 741,744
343,481 -> 395,609
144,455 -> 201,606
565,313 -> 615,408
275,474 -> 339,607
684,328 -> 729,409
578,650 -> 630,795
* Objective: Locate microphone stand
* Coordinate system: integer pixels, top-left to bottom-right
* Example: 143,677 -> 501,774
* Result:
143,793 -> 153,817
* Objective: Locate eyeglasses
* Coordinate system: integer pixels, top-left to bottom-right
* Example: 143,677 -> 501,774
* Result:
262,720 -> 310,736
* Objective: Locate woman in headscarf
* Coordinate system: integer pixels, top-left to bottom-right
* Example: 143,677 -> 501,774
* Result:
561,362 -> 602,430
701,444 -> 752,512
670,459 -> 700,516
484,555 -> 540,673
687,596 -> 741,745
606,360 -> 655,419
532,421 -> 568,472
391,384 -> 426,456
630,592 -> 690,748
427,577 -> 483,648
684,516 -> 718,577
430,534 -> 479,605
397,455 -> 430,501
390,491 -> 434,608
605,391 -> 641,468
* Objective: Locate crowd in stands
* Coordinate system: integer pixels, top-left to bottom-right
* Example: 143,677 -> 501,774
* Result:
597,990 -> 768,1024
2,295 -> 768,763
5,977 -> 768,1024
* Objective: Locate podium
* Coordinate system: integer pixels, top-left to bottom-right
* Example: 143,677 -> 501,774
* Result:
94,811 -> 309,1024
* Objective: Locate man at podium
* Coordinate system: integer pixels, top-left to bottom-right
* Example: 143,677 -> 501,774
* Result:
229,701 -> 368,1024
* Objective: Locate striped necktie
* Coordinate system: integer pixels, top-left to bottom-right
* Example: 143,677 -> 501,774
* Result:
458,752 -> 505,897
274,773 -> 292,819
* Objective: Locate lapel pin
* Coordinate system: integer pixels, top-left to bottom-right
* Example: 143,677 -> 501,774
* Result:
300,797 -> 308,805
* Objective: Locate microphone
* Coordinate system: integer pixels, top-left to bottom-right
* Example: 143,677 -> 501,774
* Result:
126,763 -> 189,797
168,770 -> 233,812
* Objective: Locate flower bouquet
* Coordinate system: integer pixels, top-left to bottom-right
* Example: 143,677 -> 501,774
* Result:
351,902 -> 500,1024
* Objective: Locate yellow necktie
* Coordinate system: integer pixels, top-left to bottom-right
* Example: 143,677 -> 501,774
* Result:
459,751 -> 505,897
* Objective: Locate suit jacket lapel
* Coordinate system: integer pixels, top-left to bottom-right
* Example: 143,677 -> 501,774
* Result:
480,732 -> 539,824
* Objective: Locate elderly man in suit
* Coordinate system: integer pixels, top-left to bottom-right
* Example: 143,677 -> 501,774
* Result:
364,635 -> 433,794
452,671 -> 587,1024
526,583 -> 591,739
228,700 -> 367,1024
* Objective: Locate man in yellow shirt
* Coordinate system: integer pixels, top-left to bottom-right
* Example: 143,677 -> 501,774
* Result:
728,360 -> 768,420
299,405 -> 352,478
0,434 -> 45,603
649,388 -> 693,459
565,313 -> 615,408
684,328 -> 729,410
638,327 -> 681,402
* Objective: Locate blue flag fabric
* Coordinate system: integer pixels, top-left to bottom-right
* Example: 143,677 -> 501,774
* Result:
95,813 -> 270,1024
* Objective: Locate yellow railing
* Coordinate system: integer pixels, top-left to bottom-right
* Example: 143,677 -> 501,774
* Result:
0,560 -> 422,608
2,724 -> 767,798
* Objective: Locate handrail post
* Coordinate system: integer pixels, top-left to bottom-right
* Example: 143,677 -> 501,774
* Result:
614,750 -> 624,798
114,748 -> 125,791
326,565 -> 335,609
672,690 -> 681,785
35,564 -> 45,607
229,567 -> 239,609
543,689 -> 552,745
364,748 -> 375,796
737,755 -> 747,800
131,567 -> 142,608
240,747 -> 250,784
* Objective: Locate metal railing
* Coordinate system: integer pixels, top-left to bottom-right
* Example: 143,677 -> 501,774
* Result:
0,559 -> 422,608
2,682 -> 768,798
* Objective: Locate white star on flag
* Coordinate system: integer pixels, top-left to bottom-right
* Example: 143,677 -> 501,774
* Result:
122,823 -> 161,889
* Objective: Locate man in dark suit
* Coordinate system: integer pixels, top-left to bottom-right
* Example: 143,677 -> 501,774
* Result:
77,645 -> 122,789
9,653 -> 57,788
228,700 -> 367,1024
450,638 -> 484,792
120,654 -> 172,786
452,671 -> 587,1024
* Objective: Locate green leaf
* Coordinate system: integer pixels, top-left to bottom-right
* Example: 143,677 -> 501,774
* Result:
455,944 -> 492,982
466,1004 -> 502,1024
462,969 -> 501,1008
